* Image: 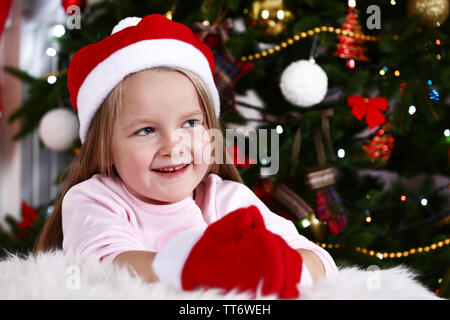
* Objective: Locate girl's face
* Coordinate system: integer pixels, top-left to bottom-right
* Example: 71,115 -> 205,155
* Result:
112,69 -> 212,204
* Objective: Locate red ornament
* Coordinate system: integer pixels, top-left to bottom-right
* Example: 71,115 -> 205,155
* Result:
334,7 -> 369,65
16,201 -> 39,238
347,95 -> 388,129
62,0 -> 86,14
362,132 -> 394,164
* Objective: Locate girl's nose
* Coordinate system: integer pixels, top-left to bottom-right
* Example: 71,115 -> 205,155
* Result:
159,129 -> 191,160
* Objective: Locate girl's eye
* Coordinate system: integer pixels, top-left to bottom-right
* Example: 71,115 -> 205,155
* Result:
136,127 -> 154,136
184,119 -> 201,128
135,120 -> 200,136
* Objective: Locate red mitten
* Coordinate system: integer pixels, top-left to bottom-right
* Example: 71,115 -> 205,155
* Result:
152,205 -> 310,299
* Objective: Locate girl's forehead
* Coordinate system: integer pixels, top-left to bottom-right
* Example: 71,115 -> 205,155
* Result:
123,71 -> 198,98
125,68 -> 190,85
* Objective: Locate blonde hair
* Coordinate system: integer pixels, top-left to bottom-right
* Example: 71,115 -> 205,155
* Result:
34,66 -> 243,253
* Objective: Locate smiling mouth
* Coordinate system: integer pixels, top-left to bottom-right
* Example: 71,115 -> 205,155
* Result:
152,163 -> 190,173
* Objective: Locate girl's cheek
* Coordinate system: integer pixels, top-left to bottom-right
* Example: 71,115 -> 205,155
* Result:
200,142 -> 212,166
131,148 -> 154,167
187,127 -> 205,165
199,131 -> 213,166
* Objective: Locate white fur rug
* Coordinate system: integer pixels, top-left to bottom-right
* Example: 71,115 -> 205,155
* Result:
0,250 -> 442,300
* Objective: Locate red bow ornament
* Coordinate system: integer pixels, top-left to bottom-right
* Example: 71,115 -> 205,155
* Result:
16,201 -> 38,238
347,95 -> 388,129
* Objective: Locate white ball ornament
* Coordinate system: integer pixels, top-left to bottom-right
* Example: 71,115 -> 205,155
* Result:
38,108 -> 80,151
111,17 -> 142,34
279,59 -> 328,108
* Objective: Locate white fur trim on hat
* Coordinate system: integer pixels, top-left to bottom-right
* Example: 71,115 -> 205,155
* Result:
76,39 -> 220,142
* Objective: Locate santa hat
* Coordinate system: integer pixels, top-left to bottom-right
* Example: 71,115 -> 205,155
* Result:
67,14 -> 220,143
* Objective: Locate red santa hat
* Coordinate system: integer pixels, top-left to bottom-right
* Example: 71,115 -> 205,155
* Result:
67,14 -> 220,143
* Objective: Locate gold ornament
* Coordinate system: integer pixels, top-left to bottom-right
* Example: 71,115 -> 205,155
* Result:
407,0 -> 449,28
248,0 -> 293,36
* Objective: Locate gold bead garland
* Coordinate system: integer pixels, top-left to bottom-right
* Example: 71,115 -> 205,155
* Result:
241,25 -> 380,62
316,237 -> 450,259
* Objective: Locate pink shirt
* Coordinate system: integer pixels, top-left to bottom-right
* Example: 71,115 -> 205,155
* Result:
62,173 -> 338,279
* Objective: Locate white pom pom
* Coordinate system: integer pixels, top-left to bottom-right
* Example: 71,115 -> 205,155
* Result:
279,59 -> 328,108
39,108 -> 80,151
111,17 -> 142,34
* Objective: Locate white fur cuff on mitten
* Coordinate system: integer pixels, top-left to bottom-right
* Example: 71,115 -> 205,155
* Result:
299,263 -> 314,288
152,228 -> 205,290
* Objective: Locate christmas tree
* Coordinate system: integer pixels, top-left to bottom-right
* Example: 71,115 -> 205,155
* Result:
2,0 -> 449,297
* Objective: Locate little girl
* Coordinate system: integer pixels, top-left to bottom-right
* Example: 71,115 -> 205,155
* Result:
34,14 -> 338,298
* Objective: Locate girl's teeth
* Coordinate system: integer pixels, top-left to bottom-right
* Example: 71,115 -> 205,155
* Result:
157,164 -> 187,172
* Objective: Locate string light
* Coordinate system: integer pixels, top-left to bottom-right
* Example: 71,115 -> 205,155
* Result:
165,10 -> 173,20
429,89 -> 440,101
444,129 -> 450,137
400,195 -> 407,202
408,105 -> 416,115
435,39 -> 441,45
349,183 -> 449,214
46,74 -> 57,84
421,198 -> 428,206
52,24 -> 65,38
261,9 -> 269,19
337,148 -> 346,158
399,82 -> 407,94
240,25 -> 380,62
276,124 -> 283,134
365,208 -> 372,223
300,218 -> 311,228
44,69 -> 67,84
317,242 -> 344,249
394,70 -> 400,77
317,238 -> 450,259
277,10 -> 285,20
346,59 -> 356,69
45,47 -> 57,57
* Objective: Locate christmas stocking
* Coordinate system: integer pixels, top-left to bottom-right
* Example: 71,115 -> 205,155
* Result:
306,168 -> 347,234
318,186 -> 347,234
152,205 -> 313,299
